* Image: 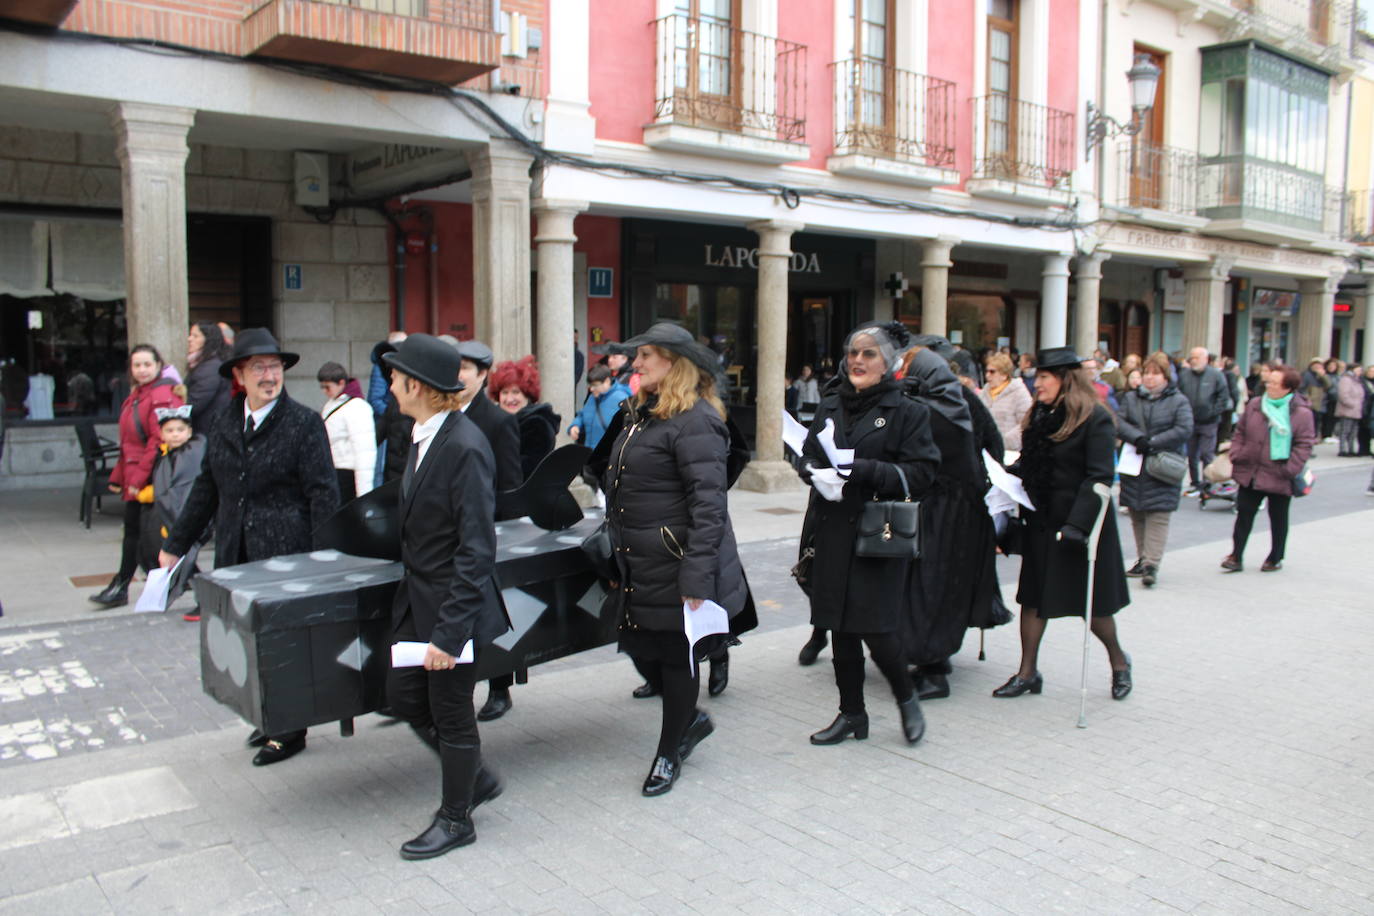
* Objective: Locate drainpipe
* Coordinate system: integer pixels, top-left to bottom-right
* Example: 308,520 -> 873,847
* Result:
381,207 -> 406,332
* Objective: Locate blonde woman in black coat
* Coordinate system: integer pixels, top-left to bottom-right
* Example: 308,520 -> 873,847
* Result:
603,323 -> 749,797
996,348 -> 1132,701
797,322 -> 939,746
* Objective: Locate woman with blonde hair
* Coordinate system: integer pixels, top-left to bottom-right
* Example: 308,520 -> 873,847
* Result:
980,352 -> 1033,452
601,323 -> 750,796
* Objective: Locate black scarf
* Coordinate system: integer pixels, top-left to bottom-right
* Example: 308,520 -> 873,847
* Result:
837,376 -> 898,435
1018,401 -> 1063,507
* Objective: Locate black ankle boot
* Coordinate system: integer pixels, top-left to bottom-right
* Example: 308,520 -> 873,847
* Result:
896,696 -> 925,745
810,712 -> 869,744
915,672 -> 950,700
797,629 -> 828,666
400,811 -> 475,860
89,576 -> 131,609
708,652 -> 729,697
477,688 -> 512,721
401,742 -> 482,859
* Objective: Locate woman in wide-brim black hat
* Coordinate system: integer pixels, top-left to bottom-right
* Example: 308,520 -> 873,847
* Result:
600,322 -> 750,796
996,347 -> 1133,701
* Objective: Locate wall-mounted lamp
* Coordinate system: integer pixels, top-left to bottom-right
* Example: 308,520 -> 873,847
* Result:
1084,53 -> 1162,160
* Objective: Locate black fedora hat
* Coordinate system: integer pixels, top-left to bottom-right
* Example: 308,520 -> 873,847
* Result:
219,328 -> 300,379
1036,346 -> 1085,371
382,333 -> 465,393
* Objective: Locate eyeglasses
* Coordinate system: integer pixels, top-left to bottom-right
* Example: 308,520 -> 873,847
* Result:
245,361 -> 284,377
847,348 -> 881,361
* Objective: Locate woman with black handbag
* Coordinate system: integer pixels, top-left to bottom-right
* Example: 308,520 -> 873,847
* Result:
601,323 -> 750,797
994,348 -> 1133,700
1114,351 -> 1194,588
796,322 -> 939,746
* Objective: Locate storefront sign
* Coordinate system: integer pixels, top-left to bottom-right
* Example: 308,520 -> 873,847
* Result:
346,144 -> 465,196
703,244 -> 821,273
588,267 -> 614,298
1103,225 -> 1338,273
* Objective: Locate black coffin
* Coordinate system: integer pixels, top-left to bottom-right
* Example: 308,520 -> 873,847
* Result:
194,513 -> 612,736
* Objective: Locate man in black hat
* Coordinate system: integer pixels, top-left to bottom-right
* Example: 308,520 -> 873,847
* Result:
453,339 -> 524,721
383,333 -> 509,860
160,328 -> 340,766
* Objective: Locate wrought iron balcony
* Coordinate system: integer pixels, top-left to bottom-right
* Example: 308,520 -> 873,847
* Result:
1225,0 -> 1359,70
1116,141 -> 1200,215
829,60 -> 955,169
970,95 -> 1074,188
244,0 -> 499,85
0,0 -> 77,26
651,14 -> 807,145
1197,157 -> 1351,238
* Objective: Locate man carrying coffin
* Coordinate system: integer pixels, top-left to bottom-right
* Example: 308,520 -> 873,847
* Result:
382,334 -> 510,860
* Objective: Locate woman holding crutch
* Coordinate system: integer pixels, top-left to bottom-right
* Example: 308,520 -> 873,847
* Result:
994,347 -> 1133,700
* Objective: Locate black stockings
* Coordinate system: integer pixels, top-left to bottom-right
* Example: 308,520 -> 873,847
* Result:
1016,609 -> 1127,678
634,657 -> 700,760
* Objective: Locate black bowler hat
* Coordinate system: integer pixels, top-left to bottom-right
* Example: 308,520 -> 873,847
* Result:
382,333 -> 465,393
1036,346 -> 1085,371
219,328 -> 300,379
455,339 -> 495,369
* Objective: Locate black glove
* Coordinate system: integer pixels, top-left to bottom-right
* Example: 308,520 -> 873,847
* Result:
1134,435 -> 1152,456
845,458 -> 877,487
1056,525 -> 1087,548
797,460 -> 817,486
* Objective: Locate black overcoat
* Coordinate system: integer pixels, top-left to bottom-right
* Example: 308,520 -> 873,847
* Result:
802,386 -> 940,634
1012,405 -> 1130,619
1114,384 -> 1193,513
603,398 -> 748,631
393,411 -> 509,656
465,392 -> 524,494
184,358 -> 230,436
163,392 -> 340,568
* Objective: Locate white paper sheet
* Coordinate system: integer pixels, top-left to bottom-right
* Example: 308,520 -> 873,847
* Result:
135,558 -> 183,613
982,450 -> 1035,511
984,483 -> 1018,517
810,467 -> 847,502
683,599 -> 731,676
1116,441 -> 1143,477
816,418 -> 854,474
390,639 -> 474,668
781,409 -> 809,457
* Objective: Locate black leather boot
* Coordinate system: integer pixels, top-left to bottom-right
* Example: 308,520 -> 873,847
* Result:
477,687 -> 512,721
89,576 -> 131,609
813,658 -> 867,744
810,712 -> 869,744
914,672 -> 950,700
400,742 -> 480,860
707,651 -> 729,697
897,696 -> 925,745
797,629 -> 828,666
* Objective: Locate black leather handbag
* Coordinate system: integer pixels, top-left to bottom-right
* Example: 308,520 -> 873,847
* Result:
854,465 -> 921,559
579,519 -> 617,581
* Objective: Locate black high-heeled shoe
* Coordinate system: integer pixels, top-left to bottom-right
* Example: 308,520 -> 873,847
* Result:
1112,655 -> 1132,700
809,712 -> 869,745
896,697 -> 925,745
992,672 -> 1043,697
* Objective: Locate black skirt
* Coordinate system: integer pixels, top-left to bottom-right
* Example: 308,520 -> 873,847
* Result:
1015,513 -> 1130,620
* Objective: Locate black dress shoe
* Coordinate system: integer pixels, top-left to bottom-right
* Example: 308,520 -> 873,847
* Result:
1112,655 -> 1132,701
809,712 -> 869,745
89,577 -> 130,609
1141,565 -> 1158,588
245,728 -> 268,748
915,673 -> 950,700
707,656 -> 729,697
251,732 -> 306,766
897,697 -> 925,745
1125,560 -> 1146,578
641,755 -> 679,796
677,709 -> 714,761
797,632 -> 828,667
477,689 -> 512,722
992,672 -> 1043,698
400,812 -> 475,860
631,681 -> 661,699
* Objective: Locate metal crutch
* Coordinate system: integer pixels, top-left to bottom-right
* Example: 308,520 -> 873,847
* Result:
1076,483 -> 1115,729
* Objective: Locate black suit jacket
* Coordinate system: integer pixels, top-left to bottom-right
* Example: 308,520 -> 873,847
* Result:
464,392 -> 524,494
393,411 -> 508,655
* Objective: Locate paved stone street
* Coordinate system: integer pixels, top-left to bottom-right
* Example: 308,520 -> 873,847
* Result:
1,453 -> 1373,913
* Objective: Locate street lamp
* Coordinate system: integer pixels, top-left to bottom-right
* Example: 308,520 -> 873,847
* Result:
1084,53 -> 1162,160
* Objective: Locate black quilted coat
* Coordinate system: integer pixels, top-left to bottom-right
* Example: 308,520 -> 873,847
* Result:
602,397 -> 747,631
163,392 -> 340,567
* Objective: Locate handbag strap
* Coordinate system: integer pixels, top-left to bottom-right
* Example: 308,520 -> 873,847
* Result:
892,465 -> 911,502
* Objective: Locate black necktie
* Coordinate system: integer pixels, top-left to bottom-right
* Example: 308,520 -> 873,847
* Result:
401,441 -> 420,499
243,414 -> 256,438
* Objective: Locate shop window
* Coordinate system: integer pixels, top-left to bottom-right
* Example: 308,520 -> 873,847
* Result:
653,281 -> 748,400
947,292 -> 1011,354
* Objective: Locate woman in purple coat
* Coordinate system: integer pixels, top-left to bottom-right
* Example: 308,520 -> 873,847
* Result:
1221,364 -> 1316,573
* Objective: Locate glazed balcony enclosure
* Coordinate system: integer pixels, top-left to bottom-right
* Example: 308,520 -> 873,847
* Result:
244,0 -> 500,85
827,59 -> 959,187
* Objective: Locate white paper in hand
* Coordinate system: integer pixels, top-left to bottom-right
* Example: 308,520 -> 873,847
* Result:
781,410 -> 809,457
1116,441 -> 1143,477
391,640 -> 475,667
683,600 -> 731,676
982,450 -> 1035,510
135,558 -> 183,613
816,418 -> 855,475
810,467 -> 847,502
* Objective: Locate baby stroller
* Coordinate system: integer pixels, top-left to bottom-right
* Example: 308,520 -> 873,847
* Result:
1198,442 -> 1238,510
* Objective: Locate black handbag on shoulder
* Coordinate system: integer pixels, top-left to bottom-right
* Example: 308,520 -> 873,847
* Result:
854,465 -> 921,559
579,519 -> 617,581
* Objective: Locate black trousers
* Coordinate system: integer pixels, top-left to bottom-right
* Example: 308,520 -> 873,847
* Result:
116,501 -> 143,581
387,612 -> 480,747
831,632 -> 912,715
1232,485 -> 1291,565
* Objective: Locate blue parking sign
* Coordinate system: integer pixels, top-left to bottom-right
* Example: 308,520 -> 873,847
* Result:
588,267 -> 613,298
284,264 -> 302,291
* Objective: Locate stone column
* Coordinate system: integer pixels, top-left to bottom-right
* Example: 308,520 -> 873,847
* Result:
736,219 -> 804,493
919,235 -> 959,337
532,198 -> 587,445
1361,289 -> 1374,368
1182,257 -> 1233,357
1296,273 -> 1341,365
1073,251 -> 1109,360
470,139 -> 534,359
1039,254 -> 1071,349
111,102 -> 195,372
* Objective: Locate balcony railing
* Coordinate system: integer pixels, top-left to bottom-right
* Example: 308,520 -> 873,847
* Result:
1348,190 -> 1374,242
250,0 -> 493,29
830,60 -> 955,168
1197,157 -> 1351,234
652,14 -> 807,144
1116,141 -> 1199,215
1225,0 -> 1358,68
971,95 -> 1074,187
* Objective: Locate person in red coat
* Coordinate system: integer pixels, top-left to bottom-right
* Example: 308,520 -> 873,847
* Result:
1221,364 -> 1316,573
90,344 -> 183,609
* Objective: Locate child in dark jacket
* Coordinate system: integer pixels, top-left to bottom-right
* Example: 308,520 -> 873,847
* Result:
148,406 -> 207,621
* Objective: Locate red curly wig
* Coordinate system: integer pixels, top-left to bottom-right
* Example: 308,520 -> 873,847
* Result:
487,355 -> 541,402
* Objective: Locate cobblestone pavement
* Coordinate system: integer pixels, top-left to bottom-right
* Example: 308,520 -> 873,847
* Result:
0,465 -> 1371,913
